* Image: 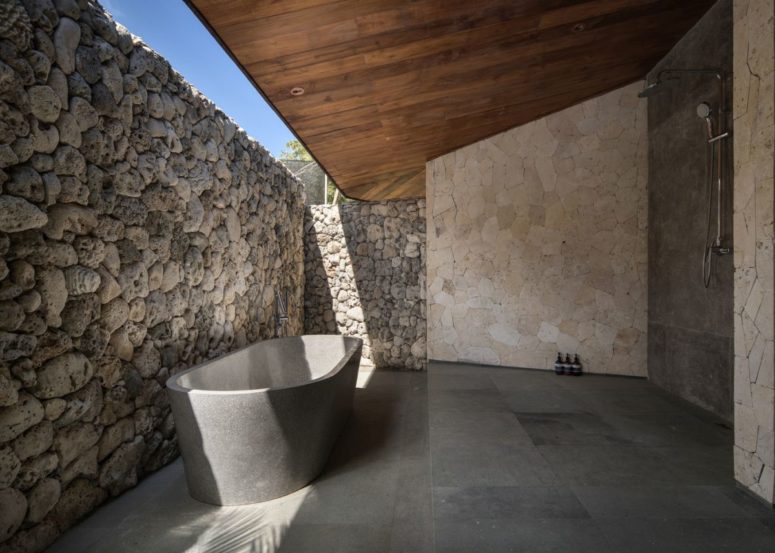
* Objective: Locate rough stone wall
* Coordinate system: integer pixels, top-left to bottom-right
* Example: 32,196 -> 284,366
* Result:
732,0 -> 775,505
426,82 -> 648,376
304,201 -> 426,370
0,1 -> 305,550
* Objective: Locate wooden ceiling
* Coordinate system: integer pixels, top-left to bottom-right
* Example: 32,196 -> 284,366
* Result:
187,0 -> 714,200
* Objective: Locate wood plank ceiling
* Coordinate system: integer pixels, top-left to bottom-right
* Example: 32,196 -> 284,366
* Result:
187,0 -> 715,200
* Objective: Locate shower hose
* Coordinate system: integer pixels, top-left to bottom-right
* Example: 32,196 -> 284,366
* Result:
702,129 -> 723,289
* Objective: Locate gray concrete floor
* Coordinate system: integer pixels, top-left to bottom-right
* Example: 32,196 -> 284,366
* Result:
50,362 -> 775,552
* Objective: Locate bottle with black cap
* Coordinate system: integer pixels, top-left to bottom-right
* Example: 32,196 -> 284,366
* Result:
554,352 -> 565,375
571,354 -> 582,376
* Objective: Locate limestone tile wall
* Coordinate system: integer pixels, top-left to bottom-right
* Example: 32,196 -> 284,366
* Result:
304,201 -> 426,370
0,0 -> 306,550
426,82 -> 648,375
732,0 -> 775,505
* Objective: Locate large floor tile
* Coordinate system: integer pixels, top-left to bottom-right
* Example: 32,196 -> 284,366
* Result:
293,451 -> 402,526
428,388 -> 509,412
434,518 -> 614,553
555,374 -> 650,391
428,371 -> 496,391
572,485 -> 763,519
390,457 -> 434,553
431,443 -> 558,487
428,361 -> 499,379
430,408 -> 534,448
433,486 -> 590,521
578,387 -> 688,416
515,411 -> 633,446
489,368 -> 559,392
651,445 -> 734,486
598,518 -> 775,553
606,410 -> 731,447
537,445 -> 687,486
502,389 -> 593,413
717,487 -> 775,517
277,524 -> 392,553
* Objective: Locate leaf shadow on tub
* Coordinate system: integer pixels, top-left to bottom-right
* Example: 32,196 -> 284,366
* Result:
167,344 -> 400,552
48,366 -> 415,553
160,380 -> 291,553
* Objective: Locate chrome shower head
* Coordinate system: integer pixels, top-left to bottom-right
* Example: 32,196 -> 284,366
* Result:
697,102 -> 714,138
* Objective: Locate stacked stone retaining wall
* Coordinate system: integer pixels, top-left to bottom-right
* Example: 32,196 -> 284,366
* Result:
304,201 -> 426,370
0,1 -> 305,549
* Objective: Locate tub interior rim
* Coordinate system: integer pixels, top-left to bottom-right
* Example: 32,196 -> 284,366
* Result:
166,335 -> 362,395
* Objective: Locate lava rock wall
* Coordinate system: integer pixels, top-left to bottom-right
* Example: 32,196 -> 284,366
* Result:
0,1 -> 305,549
304,201 -> 426,370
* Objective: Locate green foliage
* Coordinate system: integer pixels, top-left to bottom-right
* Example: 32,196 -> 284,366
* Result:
281,139 -> 350,203
279,139 -> 312,161
326,179 -> 345,204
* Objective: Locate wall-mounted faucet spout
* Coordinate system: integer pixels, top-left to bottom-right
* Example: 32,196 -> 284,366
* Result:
637,82 -> 662,98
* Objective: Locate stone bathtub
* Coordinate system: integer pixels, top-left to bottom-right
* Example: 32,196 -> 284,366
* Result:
166,335 -> 362,505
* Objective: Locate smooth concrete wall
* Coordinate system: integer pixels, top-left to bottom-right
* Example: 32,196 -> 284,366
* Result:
426,82 -> 648,376
646,0 -> 734,421
732,0 -> 775,505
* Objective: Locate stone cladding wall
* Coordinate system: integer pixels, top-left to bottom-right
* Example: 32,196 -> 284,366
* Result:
426,82 -> 648,376
304,201 -> 426,370
732,0 -> 775,506
0,0 -> 305,549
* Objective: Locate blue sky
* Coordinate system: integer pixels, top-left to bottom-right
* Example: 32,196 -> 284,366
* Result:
101,0 -> 295,158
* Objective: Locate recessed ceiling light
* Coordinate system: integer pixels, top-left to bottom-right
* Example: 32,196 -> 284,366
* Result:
290,87 -> 305,96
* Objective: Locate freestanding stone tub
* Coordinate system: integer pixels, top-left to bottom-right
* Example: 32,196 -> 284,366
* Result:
166,335 -> 362,505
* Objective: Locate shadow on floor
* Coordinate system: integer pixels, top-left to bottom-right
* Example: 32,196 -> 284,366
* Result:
48,363 -> 775,553
49,369 -> 432,553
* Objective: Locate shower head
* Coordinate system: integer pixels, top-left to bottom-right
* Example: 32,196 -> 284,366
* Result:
697,102 -> 714,138
638,82 -> 661,98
